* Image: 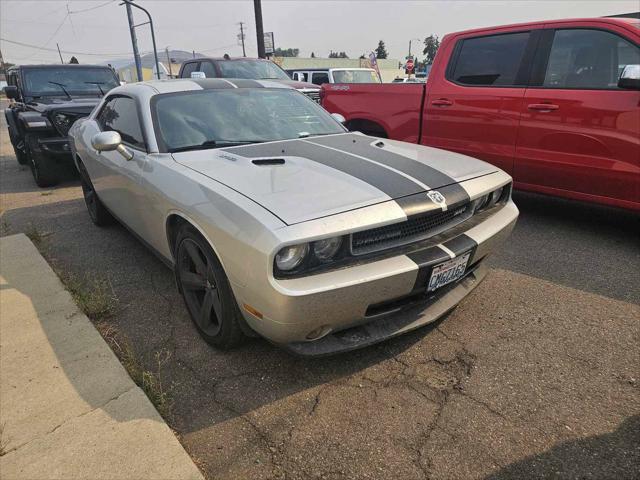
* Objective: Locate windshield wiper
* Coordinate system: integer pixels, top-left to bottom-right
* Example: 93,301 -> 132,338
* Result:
48,81 -> 72,100
168,139 -> 265,153
85,81 -> 105,96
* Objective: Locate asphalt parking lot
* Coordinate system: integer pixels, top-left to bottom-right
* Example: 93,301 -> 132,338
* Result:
1,104 -> 638,480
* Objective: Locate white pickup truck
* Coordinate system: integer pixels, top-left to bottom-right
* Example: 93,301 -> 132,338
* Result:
287,68 -> 381,85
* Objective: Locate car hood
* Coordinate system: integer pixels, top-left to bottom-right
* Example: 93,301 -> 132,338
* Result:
270,79 -> 319,90
172,133 -> 498,225
28,97 -> 102,113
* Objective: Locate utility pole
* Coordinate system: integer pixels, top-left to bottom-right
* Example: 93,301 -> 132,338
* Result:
253,0 -> 265,58
238,22 -> 246,57
124,0 -> 143,82
165,47 -> 172,78
56,43 -> 64,64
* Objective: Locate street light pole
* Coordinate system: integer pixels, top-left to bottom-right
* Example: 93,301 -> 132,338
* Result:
124,0 -> 143,81
120,0 -> 161,80
239,22 -> 246,57
253,0 -> 265,58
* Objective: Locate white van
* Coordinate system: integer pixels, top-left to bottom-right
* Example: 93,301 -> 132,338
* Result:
287,68 -> 381,85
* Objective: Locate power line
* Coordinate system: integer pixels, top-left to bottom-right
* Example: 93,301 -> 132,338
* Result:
20,12 -> 69,61
67,0 -> 117,15
0,37 -> 137,57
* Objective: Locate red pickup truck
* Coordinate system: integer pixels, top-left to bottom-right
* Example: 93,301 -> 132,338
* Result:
322,17 -> 640,211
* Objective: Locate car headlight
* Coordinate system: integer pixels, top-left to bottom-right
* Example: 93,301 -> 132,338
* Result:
473,184 -> 509,213
275,243 -> 309,271
313,236 -> 342,262
53,113 -> 72,136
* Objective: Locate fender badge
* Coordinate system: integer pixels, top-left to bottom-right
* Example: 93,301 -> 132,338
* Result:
427,190 -> 447,210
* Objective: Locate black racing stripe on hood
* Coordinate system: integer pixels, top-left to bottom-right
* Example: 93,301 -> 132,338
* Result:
395,183 -> 471,217
308,133 -> 461,189
443,234 -> 478,257
222,140 -> 425,199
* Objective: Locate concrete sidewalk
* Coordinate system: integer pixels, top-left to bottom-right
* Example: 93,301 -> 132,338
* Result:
0,234 -> 203,480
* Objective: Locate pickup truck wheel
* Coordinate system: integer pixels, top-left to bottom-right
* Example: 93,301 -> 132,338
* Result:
77,160 -> 114,227
26,135 -> 58,188
175,226 -> 245,349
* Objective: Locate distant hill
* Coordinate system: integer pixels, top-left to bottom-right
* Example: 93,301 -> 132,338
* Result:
102,49 -> 204,69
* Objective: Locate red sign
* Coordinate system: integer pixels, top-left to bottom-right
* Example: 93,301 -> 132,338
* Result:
406,59 -> 414,70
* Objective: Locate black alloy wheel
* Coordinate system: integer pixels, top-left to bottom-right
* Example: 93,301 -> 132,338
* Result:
175,225 -> 245,348
77,160 -> 113,226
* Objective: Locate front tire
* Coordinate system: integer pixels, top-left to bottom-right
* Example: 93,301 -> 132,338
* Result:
26,135 -> 58,188
175,225 -> 245,349
77,159 -> 114,226
8,129 -> 28,165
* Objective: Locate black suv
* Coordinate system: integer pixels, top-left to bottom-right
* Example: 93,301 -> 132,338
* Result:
3,64 -> 120,187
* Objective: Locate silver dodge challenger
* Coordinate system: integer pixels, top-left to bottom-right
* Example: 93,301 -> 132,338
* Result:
69,78 -> 518,355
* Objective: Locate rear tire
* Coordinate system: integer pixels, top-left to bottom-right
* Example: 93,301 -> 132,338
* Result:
26,135 -> 58,188
175,225 -> 245,349
77,159 -> 114,226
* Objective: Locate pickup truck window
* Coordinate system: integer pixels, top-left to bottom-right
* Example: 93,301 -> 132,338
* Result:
181,62 -> 199,78
450,32 -> 530,86
311,72 -> 330,85
199,62 -> 217,78
543,29 -> 640,90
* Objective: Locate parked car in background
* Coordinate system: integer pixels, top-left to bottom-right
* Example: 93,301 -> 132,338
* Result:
3,64 -> 120,187
69,78 -> 517,355
178,57 -> 321,102
288,68 -> 381,85
391,77 -> 425,83
321,16 -> 640,211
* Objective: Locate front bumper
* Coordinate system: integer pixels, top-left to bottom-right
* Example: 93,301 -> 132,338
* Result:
37,137 -> 73,157
235,201 -> 518,353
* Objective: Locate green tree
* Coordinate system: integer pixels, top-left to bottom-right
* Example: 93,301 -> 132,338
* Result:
310,52 -> 315,58
422,35 -> 440,64
273,47 -> 300,57
328,51 -> 349,58
375,40 -> 388,59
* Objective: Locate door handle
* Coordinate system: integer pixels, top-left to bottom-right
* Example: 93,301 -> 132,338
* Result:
528,103 -> 559,112
431,99 -> 453,107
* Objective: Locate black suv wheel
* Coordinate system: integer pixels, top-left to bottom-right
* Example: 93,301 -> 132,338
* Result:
26,135 -> 58,188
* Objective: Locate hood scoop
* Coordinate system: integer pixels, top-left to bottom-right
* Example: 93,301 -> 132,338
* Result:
252,158 -> 285,166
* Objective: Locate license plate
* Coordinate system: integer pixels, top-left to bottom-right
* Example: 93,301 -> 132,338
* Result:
427,252 -> 471,292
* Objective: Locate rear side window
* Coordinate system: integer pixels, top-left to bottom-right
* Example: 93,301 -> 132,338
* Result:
543,29 -> 640,89
180,62 -> 199,78
199,61 -> 217,78
311,72 -> 329,85
451,32 -> 530,86
98,97 -> 145,150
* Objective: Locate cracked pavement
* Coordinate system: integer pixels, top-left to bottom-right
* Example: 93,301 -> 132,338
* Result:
1,103 -> 638,479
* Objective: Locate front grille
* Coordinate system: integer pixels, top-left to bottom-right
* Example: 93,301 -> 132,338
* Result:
301,89 -> 321,103
351,203 -> 472,255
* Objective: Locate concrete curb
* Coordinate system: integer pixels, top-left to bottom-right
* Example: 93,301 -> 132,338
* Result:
0,234 -> 203,480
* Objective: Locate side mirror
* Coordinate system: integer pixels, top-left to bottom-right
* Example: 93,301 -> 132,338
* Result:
331,113 -> 346,124
91,131 -> 134,160
618,64 -> 640,90
3,86 -> 18,100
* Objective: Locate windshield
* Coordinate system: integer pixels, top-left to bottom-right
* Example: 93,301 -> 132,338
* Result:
332,70 -> 380,83
23,67 -> 119,96
216,60 -> 290,80
153,89 -> 345,152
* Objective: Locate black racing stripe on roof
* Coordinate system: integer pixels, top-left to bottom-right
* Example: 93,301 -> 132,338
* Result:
224,78 -> 264,88
189,78 -> 236,89
222,139 -> 424,199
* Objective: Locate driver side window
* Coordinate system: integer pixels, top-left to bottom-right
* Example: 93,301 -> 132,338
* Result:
97,97 -> 145,150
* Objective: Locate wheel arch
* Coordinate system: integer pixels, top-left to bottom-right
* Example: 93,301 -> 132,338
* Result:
165,211 -> 227,271
344,118 -> 388,138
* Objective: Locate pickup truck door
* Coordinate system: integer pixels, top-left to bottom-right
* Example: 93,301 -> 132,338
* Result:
423,29 -> 542,175
88,95 -> 149,231
514,24 -> 640,208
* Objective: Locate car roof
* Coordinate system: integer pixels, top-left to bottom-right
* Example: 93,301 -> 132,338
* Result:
113,78 -> 295,96
449,16 -> 639,37
183,57 -> 272,63
13,64 -> 110,69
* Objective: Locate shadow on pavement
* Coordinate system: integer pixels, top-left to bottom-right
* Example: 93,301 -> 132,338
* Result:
491,191 -> 639,304
485,415 -> 640,480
